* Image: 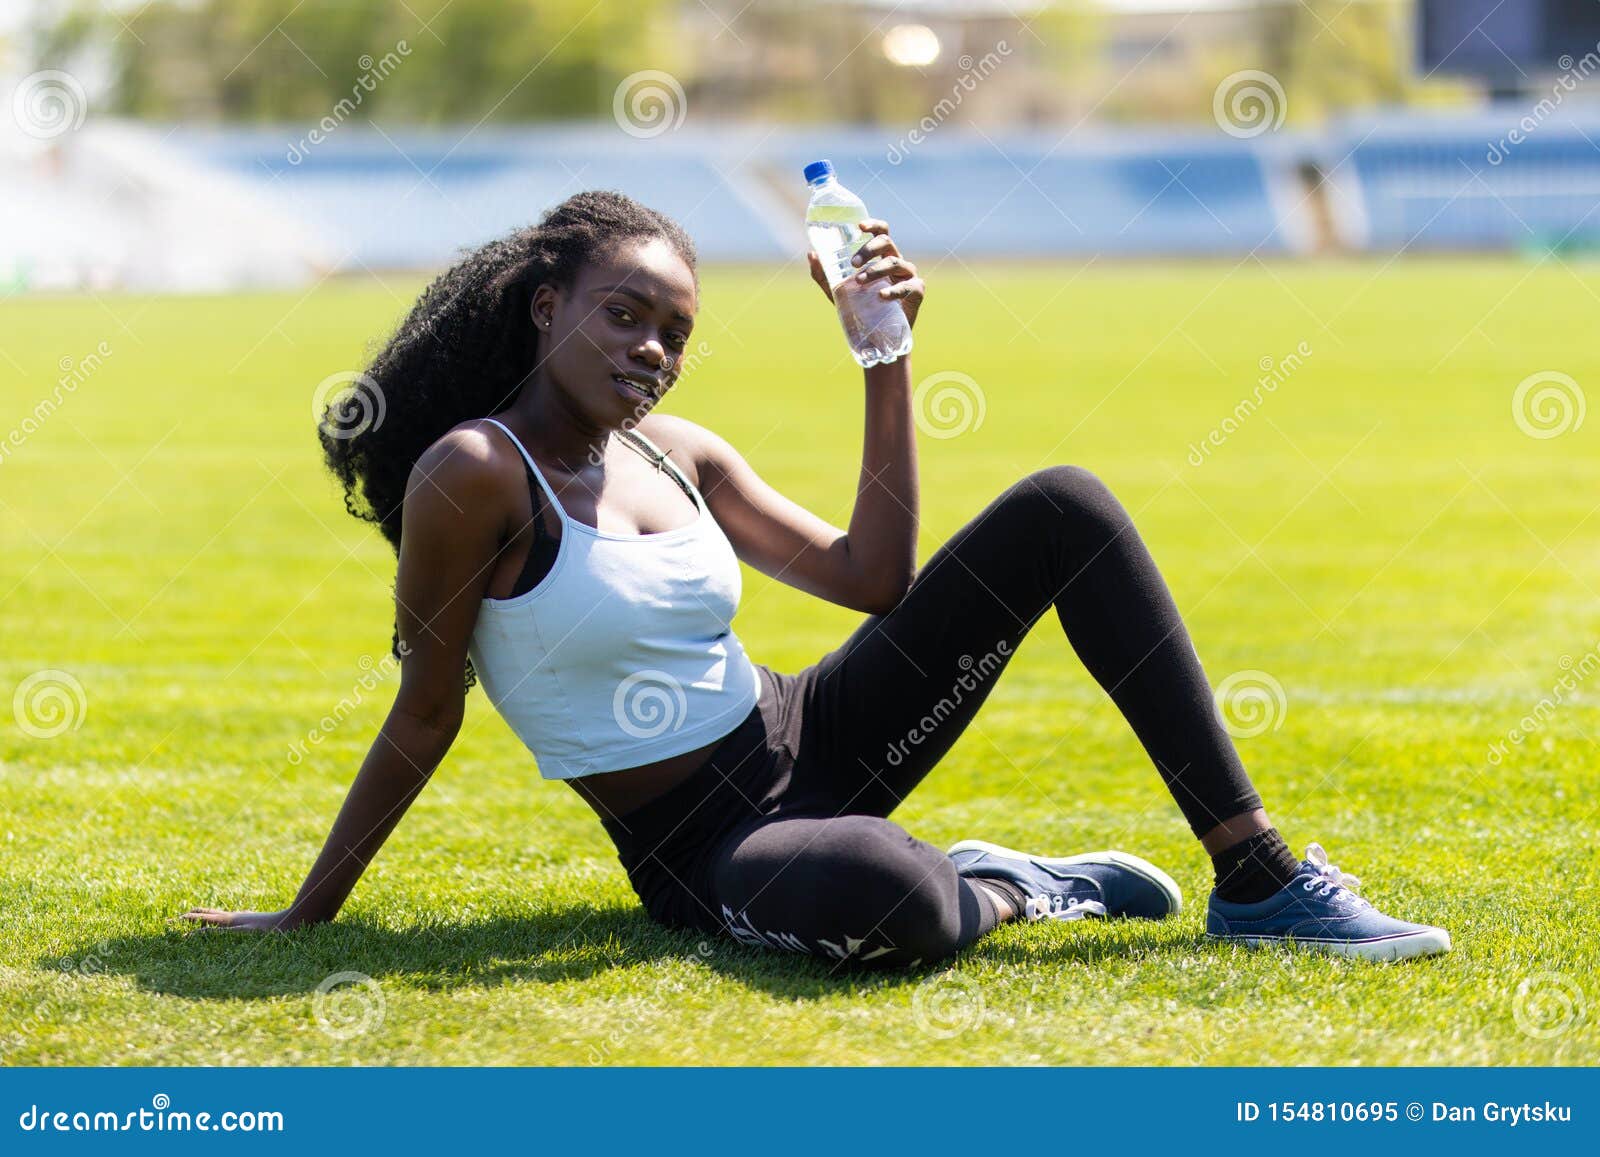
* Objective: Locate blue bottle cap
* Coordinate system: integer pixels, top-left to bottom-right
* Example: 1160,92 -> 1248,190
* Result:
803,159 -> 834,184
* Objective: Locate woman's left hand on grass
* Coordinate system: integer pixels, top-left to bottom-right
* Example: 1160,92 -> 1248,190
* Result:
179,907 -> 307,933
807,218 -> 926,329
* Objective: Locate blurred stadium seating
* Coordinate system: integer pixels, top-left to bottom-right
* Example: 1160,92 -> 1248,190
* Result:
1327,110 -> 1600,252
7,109 -> 1600,291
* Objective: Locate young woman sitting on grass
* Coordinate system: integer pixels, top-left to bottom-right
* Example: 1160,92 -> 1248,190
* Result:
183,191 -> 1449,967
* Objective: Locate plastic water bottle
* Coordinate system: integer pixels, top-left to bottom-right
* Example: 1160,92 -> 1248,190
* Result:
803,159 -> 913,368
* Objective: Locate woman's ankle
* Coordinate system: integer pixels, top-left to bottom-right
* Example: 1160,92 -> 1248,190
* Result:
1199,807 -> 1273,855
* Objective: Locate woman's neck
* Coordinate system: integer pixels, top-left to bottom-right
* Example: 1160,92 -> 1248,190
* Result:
504,377 -> 612,472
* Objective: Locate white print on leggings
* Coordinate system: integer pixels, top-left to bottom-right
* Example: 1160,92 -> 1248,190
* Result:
721,905 -> 898,963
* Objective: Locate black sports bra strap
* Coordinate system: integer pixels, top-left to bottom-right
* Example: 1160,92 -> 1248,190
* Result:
522,461 -> 552,542
618,428 -> 699,509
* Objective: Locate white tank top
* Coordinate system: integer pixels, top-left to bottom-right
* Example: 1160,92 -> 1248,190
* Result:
467,417 -> 761,780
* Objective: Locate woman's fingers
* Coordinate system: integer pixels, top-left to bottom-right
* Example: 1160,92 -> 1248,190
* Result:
181,908 -> 235,926
879,276 -> 924,327
852,255 -> 917,285
817,221 -> 921,322
806,250 -> 834,302
850,234 -> 900,267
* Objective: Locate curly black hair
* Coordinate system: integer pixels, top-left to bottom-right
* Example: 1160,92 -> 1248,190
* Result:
317,190 -> 699,692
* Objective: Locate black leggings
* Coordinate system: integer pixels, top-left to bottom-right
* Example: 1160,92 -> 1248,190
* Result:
600,466 -> 1264,968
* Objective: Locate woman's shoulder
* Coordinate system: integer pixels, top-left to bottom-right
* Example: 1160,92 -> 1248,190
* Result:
428,416 -> 528,463
408,418 -> 527,504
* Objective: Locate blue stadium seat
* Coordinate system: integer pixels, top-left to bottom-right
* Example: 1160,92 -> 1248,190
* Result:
160,125 -> 1299,267
1332,112 -> 1600,251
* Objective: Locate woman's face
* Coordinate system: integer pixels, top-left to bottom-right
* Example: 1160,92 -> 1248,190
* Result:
532,236 -> 698,427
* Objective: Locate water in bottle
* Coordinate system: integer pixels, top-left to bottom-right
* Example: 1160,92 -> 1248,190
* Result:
803,159 -> 913,368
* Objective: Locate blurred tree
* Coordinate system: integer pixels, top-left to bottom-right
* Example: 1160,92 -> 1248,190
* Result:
1266,0 -> 1411,123
46,0 -> 679,123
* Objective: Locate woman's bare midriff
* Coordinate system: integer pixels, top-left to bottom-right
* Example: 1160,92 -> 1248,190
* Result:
565,735 -> 728,821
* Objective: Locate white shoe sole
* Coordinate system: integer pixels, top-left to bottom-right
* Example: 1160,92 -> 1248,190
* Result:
947,839 -> 1183,917
1206,926 -> 1452,962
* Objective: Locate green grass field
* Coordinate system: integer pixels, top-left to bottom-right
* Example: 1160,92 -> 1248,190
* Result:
3,256 -> 1598,1065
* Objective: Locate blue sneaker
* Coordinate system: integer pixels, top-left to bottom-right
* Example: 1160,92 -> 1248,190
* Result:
947,839 -> 1182,921
1206,842 -> 1451,962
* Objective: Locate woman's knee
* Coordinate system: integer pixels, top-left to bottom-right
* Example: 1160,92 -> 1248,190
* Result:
816,816 -> 968,965
1004,464 -> 1132,540
716,815 -> 968,967
873,868 -> 968,965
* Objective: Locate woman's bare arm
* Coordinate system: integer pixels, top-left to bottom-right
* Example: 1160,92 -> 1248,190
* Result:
182,426 -> 512,931
652,359 -> 917,616
649,219 -> 926,615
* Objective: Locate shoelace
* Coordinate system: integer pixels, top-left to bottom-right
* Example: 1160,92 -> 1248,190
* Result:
1301,842 -> 1368,906
1023,894 -> 1108,922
